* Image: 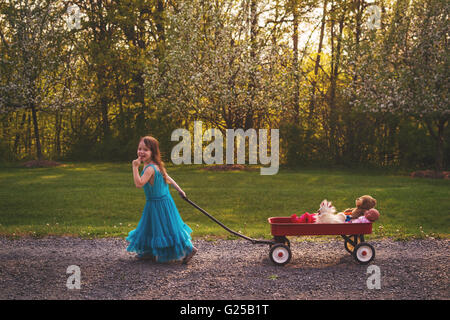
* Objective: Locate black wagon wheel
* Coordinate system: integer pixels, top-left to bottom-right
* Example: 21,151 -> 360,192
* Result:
269,243 -> 292,266
344,235 -> 363,254
352,242 -> 375,264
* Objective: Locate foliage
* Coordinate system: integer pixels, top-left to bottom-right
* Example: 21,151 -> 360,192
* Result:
352,0 -> 449,169
0,0 -> 447,169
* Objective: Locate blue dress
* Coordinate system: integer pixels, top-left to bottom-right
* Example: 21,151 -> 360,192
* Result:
126,163 -> 194,262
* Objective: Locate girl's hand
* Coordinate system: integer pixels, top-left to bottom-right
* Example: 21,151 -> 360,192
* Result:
132,158 -> 141,168
178,190 -> 186,199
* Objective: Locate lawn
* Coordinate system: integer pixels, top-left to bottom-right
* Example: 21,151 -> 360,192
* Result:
0,162 -> 449,240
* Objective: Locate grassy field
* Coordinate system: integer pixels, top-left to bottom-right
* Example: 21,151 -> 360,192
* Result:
0,162 -> 449,240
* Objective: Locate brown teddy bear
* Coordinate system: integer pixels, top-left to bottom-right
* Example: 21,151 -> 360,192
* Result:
344,195 -> 377,220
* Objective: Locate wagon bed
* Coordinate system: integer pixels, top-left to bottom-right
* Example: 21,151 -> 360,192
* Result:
268,217 -> 372,236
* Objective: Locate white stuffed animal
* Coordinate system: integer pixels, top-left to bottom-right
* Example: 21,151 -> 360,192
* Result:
315,199 -> 346,224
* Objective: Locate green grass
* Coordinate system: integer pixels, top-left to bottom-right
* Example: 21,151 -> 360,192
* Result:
0,162 -> 449,240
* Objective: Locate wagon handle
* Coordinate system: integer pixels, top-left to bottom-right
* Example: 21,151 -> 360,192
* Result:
183,197 -> 272,245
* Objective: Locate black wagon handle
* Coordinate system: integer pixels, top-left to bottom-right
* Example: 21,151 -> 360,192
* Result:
183,197 -> 272,245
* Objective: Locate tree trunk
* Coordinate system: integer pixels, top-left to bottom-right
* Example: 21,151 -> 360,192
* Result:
245,0 -> 258,130
155,0 -> 166,66
345,0 -> 363,162
328,4 -> 345,160
91,1 -> 111,140
425,117 -> 448,171
292,1 -> 300,124
14,111 -> 27,154
118,4 -> 149,134
30,103 -> 43,160
100,92 -> 110,139
96,57 -> 109,137
54,109 -> 62,158
309,0 -> 327,119
436,119 -> 447,171
26,113 -> 31,156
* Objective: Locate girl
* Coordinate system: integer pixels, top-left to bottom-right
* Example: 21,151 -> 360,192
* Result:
126,136 -> 197,264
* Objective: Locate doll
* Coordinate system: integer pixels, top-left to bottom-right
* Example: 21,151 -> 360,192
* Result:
351,208 -> 380,223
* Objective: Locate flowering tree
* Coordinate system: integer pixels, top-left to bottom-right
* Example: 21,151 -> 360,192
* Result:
0,0 -> 69,160
146,0 -> 292,132
353,0 -> 449,170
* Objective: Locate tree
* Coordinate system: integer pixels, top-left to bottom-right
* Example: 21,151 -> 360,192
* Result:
0,0 -> 68,160
153,0 -> 284,132
354,0 -> 449,170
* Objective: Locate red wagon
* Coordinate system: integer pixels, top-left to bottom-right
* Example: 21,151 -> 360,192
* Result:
184,197 -> 376,266
268,217 -> 375,265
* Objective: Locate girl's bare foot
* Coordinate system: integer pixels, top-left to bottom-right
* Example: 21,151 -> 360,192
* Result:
182,247 -> 198,264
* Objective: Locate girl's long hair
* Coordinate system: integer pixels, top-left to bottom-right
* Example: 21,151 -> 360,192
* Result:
140,136 -> 169,184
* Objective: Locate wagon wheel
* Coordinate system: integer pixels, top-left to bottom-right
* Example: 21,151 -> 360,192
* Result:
352,242 -> 375,264
269,243 -> 292,266
344,235 -> 364,254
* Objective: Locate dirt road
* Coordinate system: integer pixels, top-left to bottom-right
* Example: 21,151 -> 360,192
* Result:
0,237 -> 448,300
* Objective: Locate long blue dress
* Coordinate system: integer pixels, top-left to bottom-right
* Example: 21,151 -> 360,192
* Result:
126,163 -> 194,262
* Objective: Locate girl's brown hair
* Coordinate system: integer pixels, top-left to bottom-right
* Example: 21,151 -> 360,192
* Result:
140,136 -> 169,184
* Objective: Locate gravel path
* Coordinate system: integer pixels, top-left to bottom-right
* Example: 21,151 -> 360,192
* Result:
0,237 -> 448,300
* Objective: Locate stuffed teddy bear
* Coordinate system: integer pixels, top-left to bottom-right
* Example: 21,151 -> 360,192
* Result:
345,195 -> 377,220
351,208 -> 380,223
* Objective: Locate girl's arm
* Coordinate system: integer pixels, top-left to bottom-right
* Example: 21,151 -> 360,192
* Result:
166,174 -> 186,198
132,159 -> 153,188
